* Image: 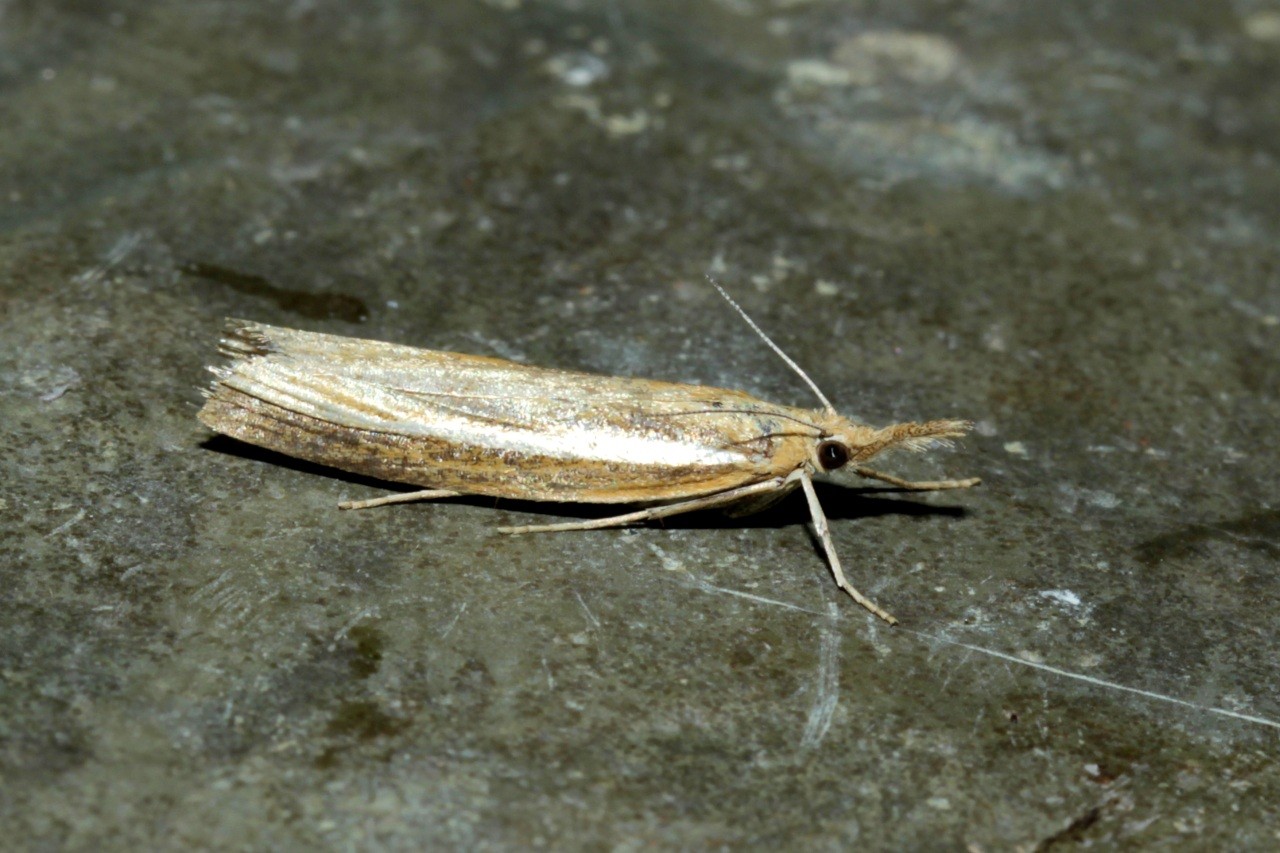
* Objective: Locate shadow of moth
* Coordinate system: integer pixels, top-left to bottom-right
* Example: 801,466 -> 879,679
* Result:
198,279 -> 979,624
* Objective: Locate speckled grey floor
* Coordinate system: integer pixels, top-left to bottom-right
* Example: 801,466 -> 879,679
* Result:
3,1 -> 1279,849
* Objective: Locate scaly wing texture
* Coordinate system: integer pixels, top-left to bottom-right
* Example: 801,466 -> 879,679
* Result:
198,320 -> 821,502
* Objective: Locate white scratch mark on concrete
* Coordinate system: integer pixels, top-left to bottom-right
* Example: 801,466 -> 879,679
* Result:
903,628 -> 1280,731
801,602 -> 842,750
677,571 -> 821,615
46,508 -> 86,538
574,589 -> 601,628
440,601 -> 468,638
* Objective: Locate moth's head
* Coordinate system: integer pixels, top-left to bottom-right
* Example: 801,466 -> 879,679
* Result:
807,413 -> 973,474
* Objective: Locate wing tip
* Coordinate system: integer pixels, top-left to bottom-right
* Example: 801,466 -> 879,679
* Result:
202,320 -> 277,401
217,318 -> 277,359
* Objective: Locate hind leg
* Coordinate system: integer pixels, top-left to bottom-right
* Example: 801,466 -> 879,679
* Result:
339,489 -> 461,510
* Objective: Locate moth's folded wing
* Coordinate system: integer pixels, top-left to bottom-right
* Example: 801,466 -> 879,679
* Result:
199,321 -> 810,501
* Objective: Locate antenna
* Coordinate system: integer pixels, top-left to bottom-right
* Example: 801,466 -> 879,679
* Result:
705,274 -> 837,413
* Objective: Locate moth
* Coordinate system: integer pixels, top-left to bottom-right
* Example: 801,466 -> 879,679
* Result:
198,281 -> 979,624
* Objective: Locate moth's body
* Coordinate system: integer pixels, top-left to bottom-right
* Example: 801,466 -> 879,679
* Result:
199,312 -> 978,624
202,322 -> 878,502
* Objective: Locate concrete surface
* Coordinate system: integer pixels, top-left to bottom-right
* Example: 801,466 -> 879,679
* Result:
2,0 -> 1278,849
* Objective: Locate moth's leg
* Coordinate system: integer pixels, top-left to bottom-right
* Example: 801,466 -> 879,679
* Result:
497,477 -> 791,534
799,472 -> 899,625
853,467 -> 981,491
339,489 -> 461,510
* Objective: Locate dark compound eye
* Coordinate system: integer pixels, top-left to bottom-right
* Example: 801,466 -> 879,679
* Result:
817,440 -> 850,471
